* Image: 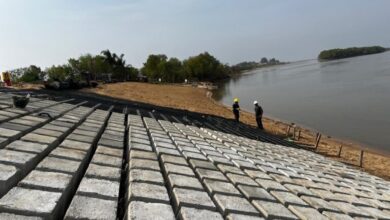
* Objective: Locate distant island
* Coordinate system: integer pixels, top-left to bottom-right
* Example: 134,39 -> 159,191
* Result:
318,46 -> 388,60
231,57 -> 288,73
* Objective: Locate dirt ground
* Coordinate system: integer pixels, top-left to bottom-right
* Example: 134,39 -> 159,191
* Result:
71,82 -> 387,180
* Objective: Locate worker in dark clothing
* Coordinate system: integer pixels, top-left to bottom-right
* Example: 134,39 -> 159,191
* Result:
254,100 -> 264,130
232,98 -> 240,123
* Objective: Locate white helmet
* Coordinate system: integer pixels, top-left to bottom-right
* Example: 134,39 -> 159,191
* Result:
253,101 -> 258,105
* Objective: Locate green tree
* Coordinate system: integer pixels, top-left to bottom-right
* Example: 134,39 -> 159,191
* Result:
268,58 -> 277,65
141,54 -> 168,81
164,57 -> 184,83
46,65 -> 72,81
19,65 -> 42,82
101,49 -> 128,80
183,52 -> 229,81
260,57 -> 268,64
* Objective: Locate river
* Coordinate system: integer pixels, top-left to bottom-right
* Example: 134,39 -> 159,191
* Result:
214,52 -> 390,154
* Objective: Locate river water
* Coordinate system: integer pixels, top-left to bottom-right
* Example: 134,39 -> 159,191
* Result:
214,52 -> 390,154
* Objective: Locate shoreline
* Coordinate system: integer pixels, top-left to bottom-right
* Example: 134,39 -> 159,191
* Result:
12,82 -> 390,180
214,95 -> 390,157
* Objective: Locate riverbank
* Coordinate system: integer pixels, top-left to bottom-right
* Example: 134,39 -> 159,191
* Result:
75,82 -> 387,179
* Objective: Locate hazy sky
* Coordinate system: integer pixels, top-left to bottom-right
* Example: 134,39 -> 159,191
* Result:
1,0 -> 389,70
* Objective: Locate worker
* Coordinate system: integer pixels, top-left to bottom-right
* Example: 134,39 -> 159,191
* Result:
254,100 -> 264,130
232,98 -> 240,123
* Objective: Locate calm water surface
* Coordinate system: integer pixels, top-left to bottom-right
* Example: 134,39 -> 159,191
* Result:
214,52 -> 390,154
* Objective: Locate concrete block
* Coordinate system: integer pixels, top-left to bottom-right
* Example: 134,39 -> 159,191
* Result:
270,191 -> 308,206
154,141 -> 176,149
131,137 -> 151,145
0,149 -> 37,169
0,123 -> 31,132
173,188 -> 216,211
322,211 -> 355,220
127,182 -> 170,204
130,158 -> 160,171
19,170 -> 72,192
21,133 -> 58,145
232,159 -> 256,169
6,140 -> 49,154
0,127 -> 20,138
244,170 -> 272,180
99,139 -> 123,149
288,205 -> 329,220
130,142 -> 153,152
355,206 -> 390,220
42,124 -> 70,132
203,179 -> 242,196
0,213 -> 43,220
237,185 -> 277,202
168,174 -> 203,190
164,163 -> 195,176
217,164 -> 244,175
161,154 -> 187,166
0,187 -> 62,218
95,145 -> 122,157
208,155 -> 233,165
255,179 -> 288,192
50,121 -> 74,128
91,154 -> 122,168
65,195 -> 117,220
37,156 -> 81,174
301,196 -> 341,213
77,177 -> 120,200
284,184 -> 317,197
329,201 -> 372,218
213,194 -> 259,216
129,150 -> 157,160
60,139 -> 91,152
189,159 -> 217,170
156,147 -> 181,156
50,147 -> 87,161
73,129 -> 97,137
252,200 -> 298,220
67,134 -> 95,144
130,133 -> 148,140
226,213 -> 265,220
226,173 -> 258,186
85,163 -> 121,181
183,152 -> 208,160
179,207 -> 224,220
129,169 -> 165,185
196,168 -> 227,181
126,201 -> 175,220
11,119 -> 41,127
0,164 -> 21,196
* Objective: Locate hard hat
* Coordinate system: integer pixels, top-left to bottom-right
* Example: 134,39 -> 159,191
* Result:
234,98 -> 239,102
253,101 -> 258,105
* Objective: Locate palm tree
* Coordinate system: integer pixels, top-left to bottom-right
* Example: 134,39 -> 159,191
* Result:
101,50 -> 127,81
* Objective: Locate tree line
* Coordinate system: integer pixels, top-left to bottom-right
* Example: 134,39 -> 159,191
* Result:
230,57 -> 284,73
318,46 -> 387,60
11,50 -> 283,83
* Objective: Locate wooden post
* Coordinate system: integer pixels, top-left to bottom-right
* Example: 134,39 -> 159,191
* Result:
359,150 -> 364,167
297,130 -> 301,141
314,133 -> 322,150
286,125 -> 291,137
292,126 -> 296,140
338,145 -> 343,157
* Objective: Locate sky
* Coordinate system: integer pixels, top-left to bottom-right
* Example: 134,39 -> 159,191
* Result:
0,0 -> 389,70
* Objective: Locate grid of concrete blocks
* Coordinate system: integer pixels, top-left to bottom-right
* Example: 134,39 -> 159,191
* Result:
0,91 -> 390,219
